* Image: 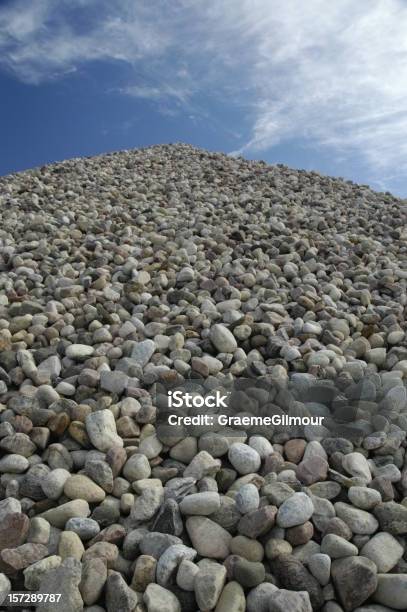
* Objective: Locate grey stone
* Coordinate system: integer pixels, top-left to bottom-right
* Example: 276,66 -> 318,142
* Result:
0,573 -> 11,606
233,558 -> 265,588
39,499 -> 90,528
235,483 -> 260,514
156,544 -> 196,586
210,324 -> 238,353
65,517 -> 101,540
246,582 -> 278,612
0,497 -> 21,521
65,344 -> 94,360
139,533 -> 182,559
277,492 -> 314,528
131,340 -> 156,367
138,434 -> 163,459
27,517 -> 50,545
335,501 -> 379,534
228,443 -> 261,475
183,450 -> 221,479
373,574 -> 407,610
0,454 -> 29,473
176,559 -> 199,591
144,583 -> 181,612
85,409 -> 123,452
80,558 -> 107,606
348,486 -> 382,510
360,532 -> 404,572
23,556 -> 62,590
321,533 -> 358,558
131,487 -> 163,521
105,570 -> 140,612
194,562 -> 226,609
123,453 -> 151,481
308,553 -> 331,586
186,517 -> 232,559
100,370 -> 129,394
215,581 -> 245,612
269,590 -> 312,612
342,452 -> 372,483
36,557 -> 83,612
374,501 -> 407,534
179,491 -> 220,515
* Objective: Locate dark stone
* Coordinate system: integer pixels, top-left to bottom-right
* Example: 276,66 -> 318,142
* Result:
322,517 -> 352,541
272,554 -> 324,610
216,468 -> 237,492
152,499 -> 183,536
374,501 -> 407,534
370,476 -> 394,501
238,506 -> 277,538
210,501 -> 241,534
321,438 -> 354,455
331,556 -> 377,611
19,464 -> 50,500
0,350 -> 18,372
286,522 -> 314,546
105,570 -> 139,612
167,584 -> 196,612
233,558 -> 265,587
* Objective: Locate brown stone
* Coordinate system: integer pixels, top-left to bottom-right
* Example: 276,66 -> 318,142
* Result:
116,416 -> 140,438
370,477 -> 394,501
82,542 -> 119,568
284,439 -> 306,464
68,421 -> 91,447
286,521 -> 314,546
238,505 -> 277,538
322,517 -> 353,541
296,456 -> 328,485
131,554 -> 157,592
331,556 -> 377,611
48,412 -> 70,435
106,446 -> 127,477
88,524 -> 126,547
262,453 -> 284,475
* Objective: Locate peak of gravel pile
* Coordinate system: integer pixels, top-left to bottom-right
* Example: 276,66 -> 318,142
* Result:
0,143 -> 407,611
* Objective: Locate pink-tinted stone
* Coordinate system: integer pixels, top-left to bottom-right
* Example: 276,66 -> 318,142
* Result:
0,513 -> 29,552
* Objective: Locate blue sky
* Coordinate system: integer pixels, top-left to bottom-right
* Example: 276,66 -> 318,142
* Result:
1,1 -> 407,195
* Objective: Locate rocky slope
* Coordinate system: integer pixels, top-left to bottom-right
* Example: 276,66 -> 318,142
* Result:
0,144 -> 406,611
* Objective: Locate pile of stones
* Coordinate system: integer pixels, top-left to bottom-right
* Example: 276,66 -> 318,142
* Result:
0,143 -> 406,611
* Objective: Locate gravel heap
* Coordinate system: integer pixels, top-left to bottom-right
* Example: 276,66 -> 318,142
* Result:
0,143 -> 407,612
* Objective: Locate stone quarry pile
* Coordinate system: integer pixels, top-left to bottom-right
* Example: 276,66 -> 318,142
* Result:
0,143 -> 407,611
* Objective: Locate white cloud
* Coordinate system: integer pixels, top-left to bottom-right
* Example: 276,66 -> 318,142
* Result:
1,0 -> 407,183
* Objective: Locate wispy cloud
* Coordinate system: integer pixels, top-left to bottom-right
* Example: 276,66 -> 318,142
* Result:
1,0 -> 407,183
